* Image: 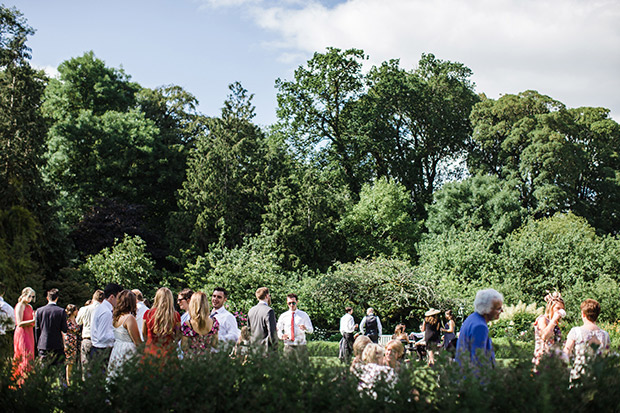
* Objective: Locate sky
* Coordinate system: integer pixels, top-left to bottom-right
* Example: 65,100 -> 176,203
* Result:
9,0 -> 620,126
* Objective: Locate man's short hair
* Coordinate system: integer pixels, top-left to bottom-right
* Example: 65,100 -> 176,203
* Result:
104,283 -> 123,299
474,289 -> 504,315
179,288 -> 193,301
213,287 -> 228,299
581,299 -> 602,322
286,293 -> 298,301
256,287 -> 270,300
131,289 -> 144,301
345,306 -> 353,313
47,288 -> 59,301
93,289 -> 105,303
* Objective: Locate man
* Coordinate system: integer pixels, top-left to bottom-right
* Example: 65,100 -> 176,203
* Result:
0,283 -> 16,357
211,287 -> 240,346
338,306 -> 358,362
456,288 -> 504,367
91,283 -> 122,366
76,289 -> 104,373
247,287 -> 278,352
359,307 -> 382,344
132,289 -> 149,340
177,288 -> 193,325
276,293 -> 313,358
35,288 -> 68,366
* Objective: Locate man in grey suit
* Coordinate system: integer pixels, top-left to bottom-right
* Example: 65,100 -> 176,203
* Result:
247,287 -> 278,352
35,288 -> 68,366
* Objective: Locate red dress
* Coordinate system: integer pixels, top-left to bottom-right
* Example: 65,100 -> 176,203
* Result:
13,304 -> 35,380
143,308 -> 180,357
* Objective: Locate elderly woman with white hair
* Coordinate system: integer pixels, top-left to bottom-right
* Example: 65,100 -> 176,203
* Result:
455,288 -> 504,367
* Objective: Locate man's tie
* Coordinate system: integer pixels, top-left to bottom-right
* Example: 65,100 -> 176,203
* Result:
291,311 -> 295,341
210,310 -> 217,319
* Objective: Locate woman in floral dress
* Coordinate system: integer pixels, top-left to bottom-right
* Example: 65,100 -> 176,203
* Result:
532,292 -> 565,366
181,292 -> 219,356
63,304 -> 81,385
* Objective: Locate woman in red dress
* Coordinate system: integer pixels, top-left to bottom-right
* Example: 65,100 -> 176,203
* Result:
143,287 -> 180,358
13,287 -> 36,382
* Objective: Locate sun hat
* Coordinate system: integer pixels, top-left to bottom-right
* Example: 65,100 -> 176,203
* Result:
425,308 -> 440,317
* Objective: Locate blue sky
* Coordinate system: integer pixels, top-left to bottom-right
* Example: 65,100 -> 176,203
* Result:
10,0 -> 620,125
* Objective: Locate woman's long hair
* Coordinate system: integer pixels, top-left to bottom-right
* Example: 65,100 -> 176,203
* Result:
425,314 -> 440,327
19,287 -> 35,303
188,291 -> 210,331
113,290 -> 137,325
152,287 -> 177,336
544,291 -> 564,320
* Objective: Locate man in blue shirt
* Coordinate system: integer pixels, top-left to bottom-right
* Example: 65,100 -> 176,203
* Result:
456,289 -> 504,367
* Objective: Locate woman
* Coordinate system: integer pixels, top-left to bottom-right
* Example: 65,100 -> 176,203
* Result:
180,291 -> 218,356
563,299 -> 610,380
441,310 -> 457,352
13,287 -> 36,382
532,291 -> 565,366
392,324 -> 409,343
63,304 -> 81,385
350,335 -> 372,372
108,290 -> 142,377
384,339 -> 405,369
422,308 -> 441,366
143,287 -> 181,358
356,343 -> 397,399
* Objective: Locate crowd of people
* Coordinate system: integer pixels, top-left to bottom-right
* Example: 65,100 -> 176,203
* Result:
0,281 -> 613,391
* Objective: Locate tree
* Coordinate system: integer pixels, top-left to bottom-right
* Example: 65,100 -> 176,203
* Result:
338,177 -> 418,260
172,82 -> 271,257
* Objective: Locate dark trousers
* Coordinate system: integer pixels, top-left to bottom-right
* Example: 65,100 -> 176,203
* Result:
38,348 -> 65,366
89,346 -> 112,374
367,333 -> 378,344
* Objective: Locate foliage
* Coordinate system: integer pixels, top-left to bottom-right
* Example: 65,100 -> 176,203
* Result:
81,234 -> 155,291
338,177 -> 419,260
488,301 -> 542,341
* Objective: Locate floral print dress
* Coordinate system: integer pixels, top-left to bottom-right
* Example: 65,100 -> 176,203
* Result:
64,319 -> 81,365
532,315 -> 561,366
181,319 -> 219,356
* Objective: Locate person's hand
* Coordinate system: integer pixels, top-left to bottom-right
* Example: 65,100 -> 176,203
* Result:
282,334 -> 290,340
299,325 -> 307,331
354,324 -> 359,329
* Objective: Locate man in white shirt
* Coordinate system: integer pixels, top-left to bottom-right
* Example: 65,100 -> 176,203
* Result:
338,306 -> 358,362
211,287 -> 240,348
177,288 -> 193,325
277,293 -> 313,359
132,289 -> 149,340
90,283 -> 122,367
76,289 -> 104,373
0,283 -> 16,357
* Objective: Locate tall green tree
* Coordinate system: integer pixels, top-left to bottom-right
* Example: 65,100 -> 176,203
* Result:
173,82 -> 272,257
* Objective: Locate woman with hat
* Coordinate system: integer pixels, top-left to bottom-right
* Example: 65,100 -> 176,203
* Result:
423,308 -> 441,366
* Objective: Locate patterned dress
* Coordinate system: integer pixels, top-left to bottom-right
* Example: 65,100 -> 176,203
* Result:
566,326 -> 610,380
532,315 -> 562,366
64,319 -> 81,365
181,319 -> 219,356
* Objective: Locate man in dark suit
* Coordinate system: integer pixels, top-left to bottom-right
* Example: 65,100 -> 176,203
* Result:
35,288 -> 68,366
247,287 -> 278,353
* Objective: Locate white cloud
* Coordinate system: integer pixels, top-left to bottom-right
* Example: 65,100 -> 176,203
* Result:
233,0 -> 620,120
33,64 -> 60,79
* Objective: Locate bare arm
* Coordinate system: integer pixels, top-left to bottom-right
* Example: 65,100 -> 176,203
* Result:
538,314 -> 561,342
125,316 -> 142,346
563,337 -> 575,358
15,303 -> 34,327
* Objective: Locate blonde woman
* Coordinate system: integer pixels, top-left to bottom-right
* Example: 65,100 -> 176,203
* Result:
532,292 -> 565,366
384,339 -> 405,369
143,287 -> 180,358
13,287 -> 36,381
356,343 -> 396,398
180,291 -> 218,356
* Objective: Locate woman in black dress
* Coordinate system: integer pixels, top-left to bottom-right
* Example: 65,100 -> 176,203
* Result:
423,309 -> 441,366
441,310 -> 457,354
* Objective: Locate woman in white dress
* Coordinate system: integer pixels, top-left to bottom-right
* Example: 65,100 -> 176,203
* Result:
563,298 -> 610,380
108,290 -> 142,377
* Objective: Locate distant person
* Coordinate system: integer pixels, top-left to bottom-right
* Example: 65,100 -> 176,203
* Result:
0,283 -> 16,357
91,283 -> 123,368
13,287 -> 36,382
456,289 -> 504,367
181,291 -> 218,356
532,292 -> 565,366
422,308 -> 441,366
356,343 -> 396,399
76,289 -> 104,375
177,288 -> 193,325
384,339 -> 405,370
276,293 -> 313,358
359,308 -> 382,343
441,310 -> 457,354
143,287 -> 181,358
247,287 -> 278,353
232,326 -> 251,362
35,288 -> 68,368
132,289 -> 149,341
563,299 -> 610,380
339,306 -> 358,363
210,287 -> 240,347
350,335 -> 372,372
108,290 -> 142,377
63,304 -> 81,385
